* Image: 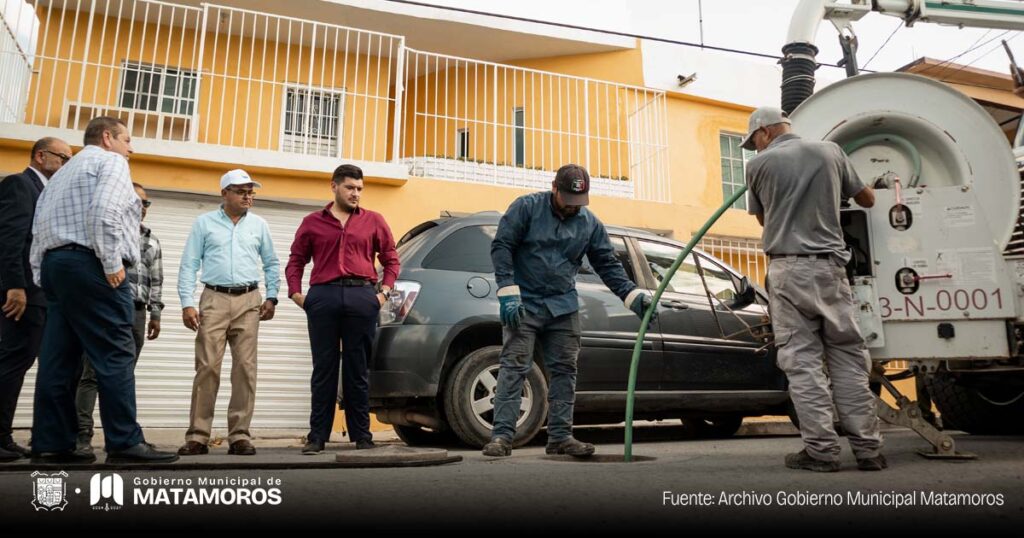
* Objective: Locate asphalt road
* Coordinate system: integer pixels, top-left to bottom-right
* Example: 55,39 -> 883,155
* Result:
2,426 -> 1022,532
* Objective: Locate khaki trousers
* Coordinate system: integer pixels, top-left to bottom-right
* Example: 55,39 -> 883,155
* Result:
185,288 -> 260,444
768,256 -> 882,462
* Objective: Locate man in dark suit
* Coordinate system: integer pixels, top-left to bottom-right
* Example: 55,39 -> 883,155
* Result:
0,137 -> 72,462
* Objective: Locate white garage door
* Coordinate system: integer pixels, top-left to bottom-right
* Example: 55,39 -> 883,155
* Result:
16,191 -> 321,431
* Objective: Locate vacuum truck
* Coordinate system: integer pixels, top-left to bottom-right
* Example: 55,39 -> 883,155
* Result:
781,0 -> 1024,457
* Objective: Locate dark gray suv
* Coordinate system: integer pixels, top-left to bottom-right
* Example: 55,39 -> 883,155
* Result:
370,211 -> 788,448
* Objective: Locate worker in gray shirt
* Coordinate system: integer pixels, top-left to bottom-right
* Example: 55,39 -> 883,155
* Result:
742,106 -> 885,472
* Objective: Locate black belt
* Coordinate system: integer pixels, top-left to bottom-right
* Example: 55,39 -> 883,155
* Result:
205,283 -> 258,295
326,277 -> 372,287
50,244 -> 134,268
134,301 -> 147,311
768,253 -> 830,260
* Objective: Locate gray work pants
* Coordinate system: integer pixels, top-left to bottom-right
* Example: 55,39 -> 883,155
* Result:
768,256 -> 882,461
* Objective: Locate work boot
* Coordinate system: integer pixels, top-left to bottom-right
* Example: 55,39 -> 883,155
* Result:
784,449 -> 840,472
302,440 -> 325,455
545,437 -> 595,458
228,439 -> 256,456
177,441 -> 209,456
482,437 -> 512,457
857,454 -> 888,471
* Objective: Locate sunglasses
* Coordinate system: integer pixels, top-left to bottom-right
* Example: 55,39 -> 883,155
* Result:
228,189 -> 256,198
141,200 -> 152,208
42,149 -> 71,164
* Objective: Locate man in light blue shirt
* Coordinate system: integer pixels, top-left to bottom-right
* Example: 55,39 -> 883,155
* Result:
176,169 -> 280,457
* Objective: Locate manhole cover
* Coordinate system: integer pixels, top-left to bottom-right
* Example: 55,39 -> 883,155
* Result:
334,446 -> 462,467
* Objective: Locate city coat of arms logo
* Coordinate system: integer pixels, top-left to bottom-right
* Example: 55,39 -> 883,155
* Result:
30,471 -> 69,511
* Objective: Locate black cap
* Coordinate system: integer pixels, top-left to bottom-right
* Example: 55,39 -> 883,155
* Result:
553,164 -> 590,206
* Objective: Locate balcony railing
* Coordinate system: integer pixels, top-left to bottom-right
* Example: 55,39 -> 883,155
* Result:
19,0 -> 404,163
698,235 -> 767,286
0,0 -> 33,123
399,48 -> 671,202
10,0 -> 670,202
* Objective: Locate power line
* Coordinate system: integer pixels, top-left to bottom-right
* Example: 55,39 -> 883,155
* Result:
916,29 -> 1009,77
940,33 -> 1021,83
862,20 -> 902,69
382,0 -> 863,72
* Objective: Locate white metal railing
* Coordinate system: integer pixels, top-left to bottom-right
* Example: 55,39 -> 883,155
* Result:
399,48 -> 671,202
0,0 -> 34,123
197,2 -> 404,161
25,0 -> 204,142
698,235 -> 767,286
20,0 -> 404,162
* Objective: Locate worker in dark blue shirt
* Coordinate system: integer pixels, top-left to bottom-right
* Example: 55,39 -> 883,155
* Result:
484,164 -> 654,458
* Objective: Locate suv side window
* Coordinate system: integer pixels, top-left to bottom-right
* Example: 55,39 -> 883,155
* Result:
637,240 -> 737,300
422,225 -> 498,273
579,236 -> 635,283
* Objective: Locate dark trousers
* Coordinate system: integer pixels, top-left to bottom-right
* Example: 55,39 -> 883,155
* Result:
304,283 -> 379,444
0,304 -> 45,443
32,250 -> 143,453
76,307 -> 146,445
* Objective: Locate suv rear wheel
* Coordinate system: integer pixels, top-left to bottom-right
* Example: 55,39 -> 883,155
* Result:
443,345 -> 548,448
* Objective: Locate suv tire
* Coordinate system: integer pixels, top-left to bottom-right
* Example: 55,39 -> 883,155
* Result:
443,345 -> 548,448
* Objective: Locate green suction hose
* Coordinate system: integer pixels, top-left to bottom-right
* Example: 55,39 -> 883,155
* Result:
624,184 -> 749,462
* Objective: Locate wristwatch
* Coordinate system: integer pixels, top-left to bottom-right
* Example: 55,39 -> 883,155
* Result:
267,298 -> 279,306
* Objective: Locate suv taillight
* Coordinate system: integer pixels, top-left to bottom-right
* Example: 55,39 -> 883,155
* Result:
380,280 -> 421,325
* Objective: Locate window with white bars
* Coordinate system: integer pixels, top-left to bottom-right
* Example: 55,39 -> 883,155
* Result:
282,86 -> 345,157
720,132 -> 754,210
119,62 -> 197,116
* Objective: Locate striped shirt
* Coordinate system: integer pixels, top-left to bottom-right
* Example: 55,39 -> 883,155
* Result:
30,145 -> 141,285
129,225 -> 165,320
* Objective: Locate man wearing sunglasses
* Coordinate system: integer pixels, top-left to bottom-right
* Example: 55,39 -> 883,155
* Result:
0,137 -> 71,462
76,182 -> 164,454
177,169 -> 280,457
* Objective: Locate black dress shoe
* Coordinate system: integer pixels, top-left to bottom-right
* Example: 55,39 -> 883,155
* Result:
31,450 -> 97,464
0,446 -> 25,462
355,439 -> 376,450
1,441 -> 31,458
105,443 -> 179,464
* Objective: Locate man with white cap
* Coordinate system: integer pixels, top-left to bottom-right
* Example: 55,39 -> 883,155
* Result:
482,164 -> 655,458
176,169 -> 280,456
742,106 -> 884,472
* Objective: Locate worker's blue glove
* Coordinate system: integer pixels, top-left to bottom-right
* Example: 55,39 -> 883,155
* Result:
497,286 -> 526,329
626,289 -> 658,326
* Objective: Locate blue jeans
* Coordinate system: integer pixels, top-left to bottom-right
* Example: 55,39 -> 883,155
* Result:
492,309 -> 581,443
32,250 -> 144,453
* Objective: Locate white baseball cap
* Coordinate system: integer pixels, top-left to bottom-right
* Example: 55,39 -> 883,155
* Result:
741,106 -> 791,150
220,169 -> 262,190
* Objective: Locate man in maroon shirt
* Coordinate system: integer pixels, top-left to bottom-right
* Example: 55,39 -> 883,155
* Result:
286,164 -> 400,454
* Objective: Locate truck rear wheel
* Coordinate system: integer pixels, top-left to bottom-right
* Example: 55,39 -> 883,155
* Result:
926,371 -> 1024,435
